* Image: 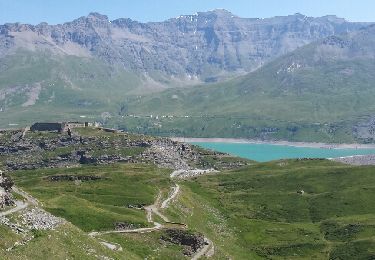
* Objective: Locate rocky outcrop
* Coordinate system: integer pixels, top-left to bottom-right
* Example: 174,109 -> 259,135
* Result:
161,229 -> 206,256
0,192 -> 14,209
1,126 -> 249,173
21,208 -> 64,230
0,171 -> 15,209
140,139 -> 196,170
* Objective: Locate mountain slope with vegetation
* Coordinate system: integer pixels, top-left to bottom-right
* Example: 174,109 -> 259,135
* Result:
171,159 -> 375,259
0,49 -> 141,126
117,25 -> 375,143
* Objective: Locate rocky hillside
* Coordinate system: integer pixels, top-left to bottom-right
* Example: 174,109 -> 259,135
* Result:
0,10 -> 369,83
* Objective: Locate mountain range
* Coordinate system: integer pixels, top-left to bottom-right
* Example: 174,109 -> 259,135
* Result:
0,10 -> 369,82
1,10 -> 375,142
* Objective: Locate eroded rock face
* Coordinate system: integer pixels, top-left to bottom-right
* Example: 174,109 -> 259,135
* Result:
0,10 -> 369,81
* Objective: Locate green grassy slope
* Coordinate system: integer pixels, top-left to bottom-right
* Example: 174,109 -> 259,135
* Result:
1,223 -> 136,260
0,49 -> 141,127
12,164 -> 171,232
166,159 -> 375,259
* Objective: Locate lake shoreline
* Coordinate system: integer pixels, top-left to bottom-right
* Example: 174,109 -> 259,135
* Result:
171,137 -> 375,149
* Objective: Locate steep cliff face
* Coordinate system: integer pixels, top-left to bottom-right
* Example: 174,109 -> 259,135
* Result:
0,10 -> 369,82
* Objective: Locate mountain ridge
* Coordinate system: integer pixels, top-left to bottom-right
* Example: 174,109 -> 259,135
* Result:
0,10 -> 371,82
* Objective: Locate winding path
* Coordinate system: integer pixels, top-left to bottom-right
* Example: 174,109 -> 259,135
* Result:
90,181 -> 214,259
161,184 -> 180,209
89,184 -> 180,237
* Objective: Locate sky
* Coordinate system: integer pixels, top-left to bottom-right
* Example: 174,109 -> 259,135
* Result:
0,0 -> 374,25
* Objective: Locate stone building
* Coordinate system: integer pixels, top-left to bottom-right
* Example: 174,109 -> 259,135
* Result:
30,122 -> 89,132
30,122 -> 65,132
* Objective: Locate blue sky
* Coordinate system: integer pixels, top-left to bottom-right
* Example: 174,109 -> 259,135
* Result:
0,0 -> 374,24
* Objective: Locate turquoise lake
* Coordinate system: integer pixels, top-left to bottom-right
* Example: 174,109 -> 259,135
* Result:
191,142 -> 375,162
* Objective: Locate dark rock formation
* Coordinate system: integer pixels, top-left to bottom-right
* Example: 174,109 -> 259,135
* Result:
161,229 -> 205,256
0,171 -> 15,208
0,172 -> 14,192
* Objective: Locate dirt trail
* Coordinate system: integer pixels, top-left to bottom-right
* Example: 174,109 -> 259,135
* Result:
85,159 -> 215,259
90,181 -> 213,259
161,184 -> 180,209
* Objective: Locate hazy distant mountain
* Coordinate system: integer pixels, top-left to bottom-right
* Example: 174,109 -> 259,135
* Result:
0,10 -> 369,83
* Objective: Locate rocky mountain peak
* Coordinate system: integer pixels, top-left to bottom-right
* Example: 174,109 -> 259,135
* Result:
69,12 -> 110,27
87,12 -> 109,21
196,9 -> 237,20
208,9 -> 236,16
319,15 -> 347,24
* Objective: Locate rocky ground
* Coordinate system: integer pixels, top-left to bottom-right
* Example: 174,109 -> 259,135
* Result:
140,139 -> 204,170
0,128 -> 248,173
161,229 -> 206,256
331,154 -> 375,165
0,206 -> 65,252
0,128 -> 147,171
